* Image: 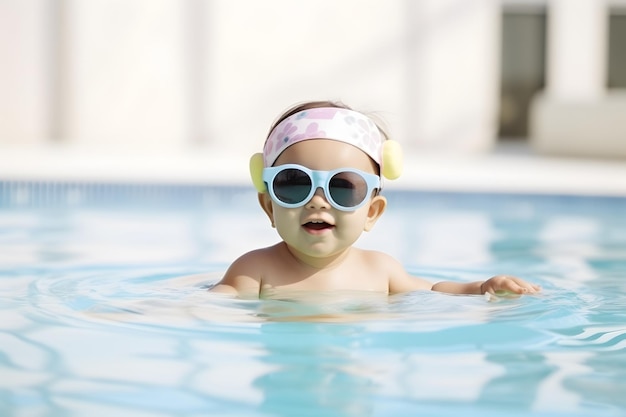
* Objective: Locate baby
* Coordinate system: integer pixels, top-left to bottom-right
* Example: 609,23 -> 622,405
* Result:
210,101 -> 540,298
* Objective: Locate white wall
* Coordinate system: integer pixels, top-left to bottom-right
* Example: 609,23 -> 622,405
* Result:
546,0 -> 607,100
0,0 -> 501,155
204,0 -> 409,153
60,0 -> 190,150
409,0 -> 499,152
0,0 -> 50,145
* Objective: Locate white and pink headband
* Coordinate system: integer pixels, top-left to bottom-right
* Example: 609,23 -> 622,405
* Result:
249,107 -> 403,193
263,107 -> 384,168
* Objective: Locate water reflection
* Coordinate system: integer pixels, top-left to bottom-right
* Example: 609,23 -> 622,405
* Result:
255,323 -> 376,416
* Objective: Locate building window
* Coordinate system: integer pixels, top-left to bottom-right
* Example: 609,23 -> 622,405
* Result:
608,8 -> 626,88
498,6 -> 547,140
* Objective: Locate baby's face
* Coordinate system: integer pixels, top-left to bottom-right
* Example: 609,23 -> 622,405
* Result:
266,139 -> 383,262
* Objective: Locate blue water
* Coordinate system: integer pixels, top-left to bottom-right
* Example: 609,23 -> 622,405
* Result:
1,182 -> 625,416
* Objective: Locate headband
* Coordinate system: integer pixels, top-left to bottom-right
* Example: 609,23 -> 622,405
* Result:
264,107 -> 383,167
250,107 -> 403,193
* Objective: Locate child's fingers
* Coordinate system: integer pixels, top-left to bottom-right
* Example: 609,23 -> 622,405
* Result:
488,276 -> 539,295
483,275 -> 541,296
503,279 -> 527,294
511,277 -> 541,294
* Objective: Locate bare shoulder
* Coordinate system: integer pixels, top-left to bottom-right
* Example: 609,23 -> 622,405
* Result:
210,245 -> 280,297
358,249 -> 432,294
357,249 -> 403,270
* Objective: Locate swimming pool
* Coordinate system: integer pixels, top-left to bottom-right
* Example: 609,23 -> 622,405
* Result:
1,181 -> 625,416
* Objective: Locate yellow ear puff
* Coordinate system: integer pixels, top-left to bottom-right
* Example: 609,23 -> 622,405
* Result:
249,153 -> 266,192
381,140 -> 403,180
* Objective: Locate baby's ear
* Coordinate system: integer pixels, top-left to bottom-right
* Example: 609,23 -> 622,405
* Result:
364,195 -> 387,231
249,153 -> 266,192
258,192 -> 275,228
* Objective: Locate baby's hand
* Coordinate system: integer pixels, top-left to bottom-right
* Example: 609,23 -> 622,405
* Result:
480,275 -> 540,296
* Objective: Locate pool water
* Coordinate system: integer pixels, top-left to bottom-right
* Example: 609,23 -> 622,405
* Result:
1,183 -> 625,416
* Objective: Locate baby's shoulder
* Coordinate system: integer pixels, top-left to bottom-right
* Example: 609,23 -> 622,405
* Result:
354,248 -> 404,270
215,245 -> 283,296
230,244 -> 282,272
353,248 -> 432,293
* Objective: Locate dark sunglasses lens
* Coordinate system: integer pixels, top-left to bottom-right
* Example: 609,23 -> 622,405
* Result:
329,172 -> 368,208
273,169 -> 312,205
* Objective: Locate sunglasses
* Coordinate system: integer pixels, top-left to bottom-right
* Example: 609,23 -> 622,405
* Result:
262,164 -> 381,211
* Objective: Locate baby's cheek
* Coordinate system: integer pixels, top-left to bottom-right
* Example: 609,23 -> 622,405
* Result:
338,216 -> 369,241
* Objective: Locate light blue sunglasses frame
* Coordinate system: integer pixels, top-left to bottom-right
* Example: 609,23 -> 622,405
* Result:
262,164 -> 381,211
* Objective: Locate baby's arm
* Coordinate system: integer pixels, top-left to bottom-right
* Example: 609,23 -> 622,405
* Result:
209,251 -> 264,298
384,250 -> 540,295
432,275 -> 540,295
385,255 -> 433,294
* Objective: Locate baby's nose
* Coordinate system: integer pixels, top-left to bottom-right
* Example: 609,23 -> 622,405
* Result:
306,187 -> 330,209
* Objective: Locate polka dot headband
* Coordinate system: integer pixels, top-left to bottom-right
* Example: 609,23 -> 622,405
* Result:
264,107 -> 384,167
249,107 -> 403,193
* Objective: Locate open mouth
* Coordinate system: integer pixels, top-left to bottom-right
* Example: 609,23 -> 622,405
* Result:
303,221 -> 334,231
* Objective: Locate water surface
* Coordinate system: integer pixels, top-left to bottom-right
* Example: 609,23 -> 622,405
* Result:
1,184 -> 625,416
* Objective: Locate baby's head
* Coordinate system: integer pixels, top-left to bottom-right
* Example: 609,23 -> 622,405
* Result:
250,101 -> 403,196
250,101 -> 403,257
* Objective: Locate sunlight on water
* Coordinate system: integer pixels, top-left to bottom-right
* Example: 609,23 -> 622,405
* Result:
1,184 -> 625,417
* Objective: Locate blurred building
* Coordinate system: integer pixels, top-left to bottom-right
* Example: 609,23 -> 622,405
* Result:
1,0 -> 625,159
